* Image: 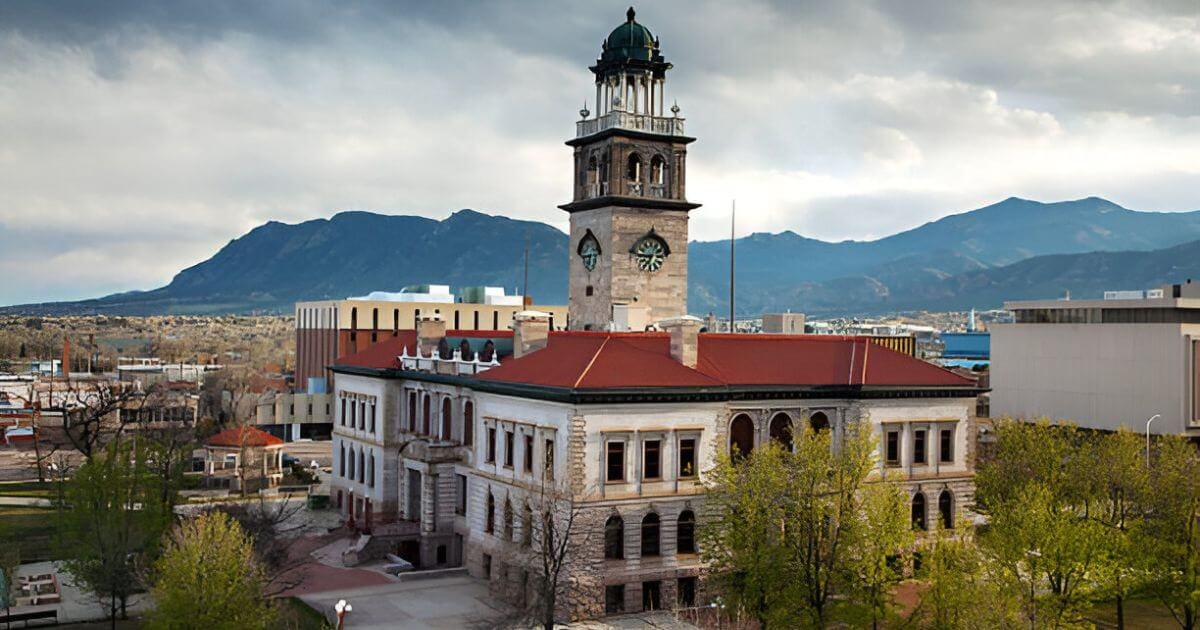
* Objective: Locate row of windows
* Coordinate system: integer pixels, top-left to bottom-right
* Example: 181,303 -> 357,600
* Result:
729,411 -> 829,458
336,442 -> 376,488
884,426 -> 956,467
338,394 -> 376,435
603,511 -> 696,559
912,490 -> 955,530
348,306 -> 524,335
486,426 -> 555,478
605,437 -> 697,483
405,392 -> 473,445
605,577 -> 697,614
483,493 -> 538,547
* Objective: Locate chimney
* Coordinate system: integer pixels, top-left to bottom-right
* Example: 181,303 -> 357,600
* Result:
417,315 -> 446,356
660,316 -> 703,368
513,311 -> 551,358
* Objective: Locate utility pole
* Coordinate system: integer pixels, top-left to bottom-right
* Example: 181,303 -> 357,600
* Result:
729,200 -> 736,333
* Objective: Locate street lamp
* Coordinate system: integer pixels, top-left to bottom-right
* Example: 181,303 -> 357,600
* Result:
334,599 -> 352,630
1146,414 -> 1162,467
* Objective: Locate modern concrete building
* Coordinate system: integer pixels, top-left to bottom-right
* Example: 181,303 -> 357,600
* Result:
295,286 -> 567,392
325,9 -> 982,622
761,312 -> 805,334
991,282 -> 1200,434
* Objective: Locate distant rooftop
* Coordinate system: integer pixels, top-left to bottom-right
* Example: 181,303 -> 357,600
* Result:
347,285 -> 523,306
1006,282 -> 1200,324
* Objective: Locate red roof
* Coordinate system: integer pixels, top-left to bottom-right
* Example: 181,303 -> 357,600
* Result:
477,332 -> 973,390
206,426 -> 284,447
476,332 -> 722,389
334,328 -> 974,392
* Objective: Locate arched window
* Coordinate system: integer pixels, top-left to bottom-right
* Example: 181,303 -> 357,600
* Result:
650,155 -> 666,185
463,401 -> 474,447
481,340 -> 496,362
641,513 -> 660,557
604,515 -> 624,559
358,447 -> 365,483
393,308 -> 399,335
522,504 -> 533,548
368,452 -> 375,488
810,411 -> 830,433
372,308 -> 379,342
441,398 -> 452,440
407,392 -> 416,432
626,153 -> 642,181
503,498 -> 514,541
437,338 -> 453,360
422,395 -> 431,435
677,510 -> 696,554
485,492 -> 495,533
912,493 -> 927,531
939,490 -> 954,530
350,307 -> 358,331
339,442 -> 345,477
730,414 -> 755,459
769,413 -> 793,451
347,444 -> 355,479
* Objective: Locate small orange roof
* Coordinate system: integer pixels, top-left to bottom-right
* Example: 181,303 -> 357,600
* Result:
206,426 -> 284,447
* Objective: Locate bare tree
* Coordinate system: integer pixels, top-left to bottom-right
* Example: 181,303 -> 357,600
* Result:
59,379 -> 145,461
205,496 -> 311,596
491,477 -> 597,630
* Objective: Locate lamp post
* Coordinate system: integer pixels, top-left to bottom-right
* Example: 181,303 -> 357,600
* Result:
334,599 -> 352,629
1145,414 -> 1161,467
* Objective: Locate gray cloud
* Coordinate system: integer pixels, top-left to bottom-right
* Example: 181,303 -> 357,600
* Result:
1,0 -> 1198,304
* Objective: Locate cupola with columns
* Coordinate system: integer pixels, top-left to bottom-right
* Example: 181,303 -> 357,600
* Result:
563,7 -> 699,331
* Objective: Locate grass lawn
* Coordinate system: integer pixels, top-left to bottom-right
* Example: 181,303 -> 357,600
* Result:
1086,597 -> 1180,629
275,597 -> 331,630
0,505 -> 61,562
0,479 -> 59,499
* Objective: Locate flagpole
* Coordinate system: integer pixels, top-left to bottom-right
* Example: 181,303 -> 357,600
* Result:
729,199 -> 736,333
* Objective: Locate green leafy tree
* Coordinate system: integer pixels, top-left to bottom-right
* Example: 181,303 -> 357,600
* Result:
848,477 -> 914,630
1143,436 -> 1200,630
702,428 -> 908,628
149,511 -> 276,630
59,440 -> 170,627
911,527 -> 1022,629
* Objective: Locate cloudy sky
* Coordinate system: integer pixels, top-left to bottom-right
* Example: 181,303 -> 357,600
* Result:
2,1 -> 1198,304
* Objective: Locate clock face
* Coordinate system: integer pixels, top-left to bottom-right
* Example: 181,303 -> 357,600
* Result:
634,237 -> 667,272
580,238 -> 599,271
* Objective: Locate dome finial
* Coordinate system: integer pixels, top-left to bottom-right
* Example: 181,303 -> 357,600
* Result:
626,6 -> 636,23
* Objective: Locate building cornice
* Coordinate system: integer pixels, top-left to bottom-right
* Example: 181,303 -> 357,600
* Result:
558,196 -> 701,214
330,364 -> 986,404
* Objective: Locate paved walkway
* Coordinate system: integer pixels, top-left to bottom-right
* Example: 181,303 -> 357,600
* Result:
299,575 -> 504,629
8,561 -> 150,625
0,495 -> 51,507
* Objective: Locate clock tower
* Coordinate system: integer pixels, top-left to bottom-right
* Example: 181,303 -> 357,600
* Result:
562,7 -> 700,331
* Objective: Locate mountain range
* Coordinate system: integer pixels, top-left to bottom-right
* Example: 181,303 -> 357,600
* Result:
7,197 -> 1200,317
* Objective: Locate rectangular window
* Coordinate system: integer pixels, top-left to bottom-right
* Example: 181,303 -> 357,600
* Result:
606,441 -> 625,482
456,474 -> 467,516
913,429 -> 927,465
679,438 -> 697,478
940,428 -> 954,463
605,585 -> 625,614
524,434 -> 534,473
340,399 -> 346,426
487,428 -> 496,463
339,443 -> 345,477
545,439 -> 555,479
678,577 -> 697,608
359,401 -> 366,430
643,440 -> 661,479
885,429 -> 900,465
504,430 -> 515,468
482,553 -> 492,578
370,402 -> 376,434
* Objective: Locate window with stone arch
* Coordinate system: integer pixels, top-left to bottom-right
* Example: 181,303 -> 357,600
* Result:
729,413 -> 755,459
912,492 -> 927,531
522,503 -> 533,548
463,401 -> 474,448
440,397 -> 452,441
422,395 -> 432,435
626,152 -> 643,182
641,512 -> 660,557
407,391 -> 416,432
503,497 -> 514,541
485,491 -> 495,534
604,514 -> 624,559
809,411 -> 830,433
677,510 -> 696,554
769,413 -> 793,451
650,154 -> 666,186
939,490 -> 954,529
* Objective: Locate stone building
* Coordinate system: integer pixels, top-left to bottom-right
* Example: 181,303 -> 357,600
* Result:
327,8 -> 981,622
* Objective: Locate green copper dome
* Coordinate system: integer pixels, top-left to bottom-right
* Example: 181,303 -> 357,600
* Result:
601,7 -> 658,63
